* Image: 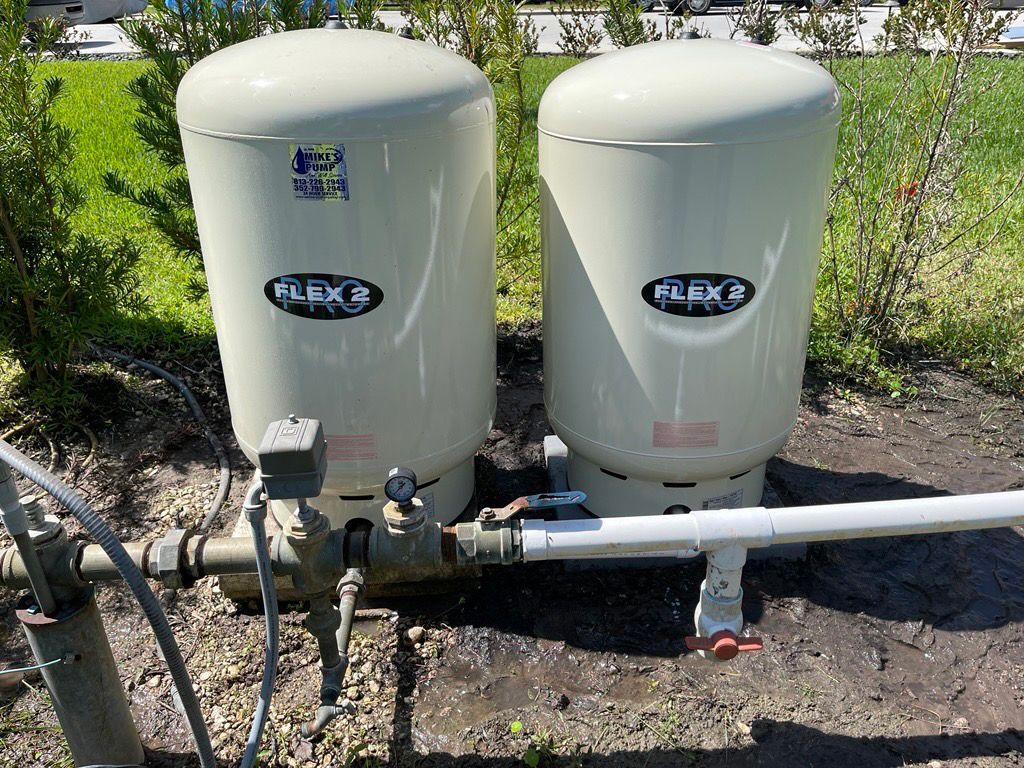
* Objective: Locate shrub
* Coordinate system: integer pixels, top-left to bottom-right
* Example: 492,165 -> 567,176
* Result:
604,0 -> 661,47
344,0 -> 389,30
401,0 -> 540,294
814,0 -> 1018,364
555,0 -> 605,57
0,0 -> 143,408
105,0 -> 333,296
729,0 -> 794,46
787,0 -> 865,61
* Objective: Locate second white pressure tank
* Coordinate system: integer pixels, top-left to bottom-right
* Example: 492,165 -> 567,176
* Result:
540,39 -> 841,517
178,29 -> 496,528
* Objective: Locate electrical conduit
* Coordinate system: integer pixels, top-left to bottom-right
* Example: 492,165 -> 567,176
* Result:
0,440 -> 216,768
241,479 -> 279,768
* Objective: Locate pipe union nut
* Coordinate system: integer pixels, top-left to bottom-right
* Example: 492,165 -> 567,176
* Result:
150,528 -> 193,590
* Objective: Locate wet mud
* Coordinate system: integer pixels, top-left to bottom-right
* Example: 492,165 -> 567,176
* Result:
1,328 -> 1022,767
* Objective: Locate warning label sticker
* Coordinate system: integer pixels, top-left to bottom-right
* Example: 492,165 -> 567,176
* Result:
702,489 -> 744,510
326,434 -> 376,461
289,143 -> 350,201
653,420 -> 720,449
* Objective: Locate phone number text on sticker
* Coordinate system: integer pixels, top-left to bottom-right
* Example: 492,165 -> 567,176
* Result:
642,273 -> 756,318
290,143 -> 350,201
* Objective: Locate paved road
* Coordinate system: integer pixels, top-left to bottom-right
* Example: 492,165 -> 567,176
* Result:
516,5 -> 898,53
72,5 -> 1023,56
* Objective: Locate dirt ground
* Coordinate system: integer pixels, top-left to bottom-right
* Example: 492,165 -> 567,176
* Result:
1,327 -> 1022,768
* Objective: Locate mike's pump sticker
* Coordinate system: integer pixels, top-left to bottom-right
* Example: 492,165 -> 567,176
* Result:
289,143 -> 349,201
642,273 -> 755,318
265,273 -> 383,320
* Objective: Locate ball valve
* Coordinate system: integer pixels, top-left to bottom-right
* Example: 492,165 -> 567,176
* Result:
684,631 -> 763,661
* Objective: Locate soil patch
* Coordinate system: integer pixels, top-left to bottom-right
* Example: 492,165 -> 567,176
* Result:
1,329 -> 1022,767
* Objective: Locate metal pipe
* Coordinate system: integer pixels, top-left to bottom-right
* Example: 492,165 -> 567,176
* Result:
10,530 -> 57,615
0,465 -> 58,615
17,590 -> 145,768
75,541 -> 151,581
1,536 -> 262,591
336,569 -> 362,656
307,592 -> 342,669
302,568 -> 364,739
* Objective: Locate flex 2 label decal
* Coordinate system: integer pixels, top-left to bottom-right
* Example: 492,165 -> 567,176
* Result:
642,273 -> 756,318
265,273 -> 383,320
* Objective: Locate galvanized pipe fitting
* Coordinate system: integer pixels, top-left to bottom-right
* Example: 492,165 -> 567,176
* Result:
0,464 -> 58,616
17,589 -> 145,767
303,568 -> 364,739
0,533 -> 264,591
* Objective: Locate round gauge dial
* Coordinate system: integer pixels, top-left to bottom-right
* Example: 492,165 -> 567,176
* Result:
384,467 -> 418,504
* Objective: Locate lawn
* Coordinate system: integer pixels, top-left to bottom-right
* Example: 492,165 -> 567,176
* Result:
39,53 -> 1024,388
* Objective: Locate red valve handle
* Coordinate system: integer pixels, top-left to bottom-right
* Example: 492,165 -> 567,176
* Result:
684,630 -> 763,661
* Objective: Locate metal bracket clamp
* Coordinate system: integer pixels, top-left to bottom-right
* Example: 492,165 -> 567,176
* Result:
148,528 -> 194,590
477,491 -> 587,522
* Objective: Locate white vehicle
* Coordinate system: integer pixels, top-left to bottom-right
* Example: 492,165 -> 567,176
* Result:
25,0 -> 146,25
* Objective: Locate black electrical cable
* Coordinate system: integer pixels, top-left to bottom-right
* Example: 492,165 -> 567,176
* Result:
95,347 -> 231,533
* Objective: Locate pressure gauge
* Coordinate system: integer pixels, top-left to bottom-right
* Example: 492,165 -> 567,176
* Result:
384,466 -> 418,506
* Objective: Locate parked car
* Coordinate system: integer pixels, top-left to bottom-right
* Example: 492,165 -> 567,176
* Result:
25,0 -> 146,24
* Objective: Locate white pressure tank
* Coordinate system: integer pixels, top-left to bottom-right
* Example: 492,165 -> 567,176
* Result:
540,39 -> 840,518
177,29 -> 496,528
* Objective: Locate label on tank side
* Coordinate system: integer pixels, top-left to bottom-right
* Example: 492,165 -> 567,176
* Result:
641,273 -> 755,317
264,274 -> 384,320
289,143 -> 350,201
653,420 -> 720,449
326,434 -> 378,461
702,489 -> 744,510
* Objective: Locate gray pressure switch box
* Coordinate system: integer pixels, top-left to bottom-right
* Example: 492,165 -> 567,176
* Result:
257,415 -> 328,500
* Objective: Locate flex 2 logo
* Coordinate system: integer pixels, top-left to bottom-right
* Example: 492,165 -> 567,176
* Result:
264,273 -> 384,320
641,273 -> 756,318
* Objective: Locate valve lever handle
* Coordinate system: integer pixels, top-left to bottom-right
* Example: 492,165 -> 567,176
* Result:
524,491 -> 586,509
684,630 -> 763,661
478,491 -> 587,522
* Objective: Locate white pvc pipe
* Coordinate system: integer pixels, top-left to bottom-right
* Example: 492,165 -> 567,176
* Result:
521,515 -> 700,561
520,490 -> 1024,561
766,491 -> 1024,544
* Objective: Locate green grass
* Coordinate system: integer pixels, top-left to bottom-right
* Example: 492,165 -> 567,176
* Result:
42,60 -> 216,351
814,56 -> 1024,389
35,53 -> 1024,389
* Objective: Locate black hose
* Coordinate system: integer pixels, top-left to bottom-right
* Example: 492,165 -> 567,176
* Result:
0,440 -> 216,768
95,347 -> 231,533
